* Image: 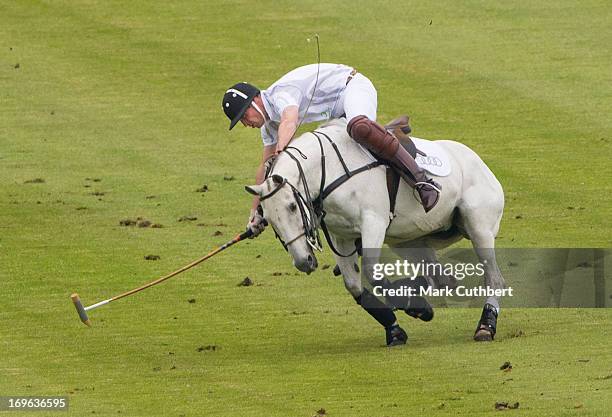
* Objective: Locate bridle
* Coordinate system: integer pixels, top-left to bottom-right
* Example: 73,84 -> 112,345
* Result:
262,129 -> 382,257
261,151 -> 323,252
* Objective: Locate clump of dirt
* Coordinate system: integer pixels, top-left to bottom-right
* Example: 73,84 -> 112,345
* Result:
313,408 -> 326,417
321,264 -> 330,270
188,299 -> 196,304
90,191 -> 105,196
120,219 -> 137,226
151,223 -> 163,228
146,195 -> 156,199
144,255 -> 160,260
216,223 -> 227,227
24,178 -> 45,184
138,220 -> 152,228
256,254 -> 261,258
196,185 -> 209,192
213,230 -> 223,236
495,402 -> 519,410
223,176 -> 235,181
500,361 -> 513,371
196,345 -> 218,352
178,215 -> 198,222
508,329 -> 525,338
14,63 -> 20,69
238,277 -> 253,287
271,272 -> 283,276
514,215 -> 522,219
76,207 -> 88,211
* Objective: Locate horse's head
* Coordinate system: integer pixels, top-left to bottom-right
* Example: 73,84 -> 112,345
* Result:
245,174 -> 318,274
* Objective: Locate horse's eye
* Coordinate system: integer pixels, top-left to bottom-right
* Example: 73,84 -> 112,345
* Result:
288,202 -> 297,212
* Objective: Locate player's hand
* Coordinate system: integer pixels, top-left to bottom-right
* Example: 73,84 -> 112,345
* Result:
246,209 -> 266,238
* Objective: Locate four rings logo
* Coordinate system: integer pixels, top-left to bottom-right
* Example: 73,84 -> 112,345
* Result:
415,155 -> 443,167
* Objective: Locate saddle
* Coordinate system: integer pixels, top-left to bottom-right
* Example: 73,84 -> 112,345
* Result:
383,115 -> 426,216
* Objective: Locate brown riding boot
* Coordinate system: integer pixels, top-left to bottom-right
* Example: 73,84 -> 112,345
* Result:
392,145 -> 441,212
347,115 -> 441,212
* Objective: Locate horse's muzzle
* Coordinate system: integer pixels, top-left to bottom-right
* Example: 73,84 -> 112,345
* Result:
294,253 -> 318,274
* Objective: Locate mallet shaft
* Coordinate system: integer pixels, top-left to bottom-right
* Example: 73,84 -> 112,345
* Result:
71,229 -> 253,326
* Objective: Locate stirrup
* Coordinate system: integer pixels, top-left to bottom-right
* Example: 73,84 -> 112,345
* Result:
414,180 -> 442,193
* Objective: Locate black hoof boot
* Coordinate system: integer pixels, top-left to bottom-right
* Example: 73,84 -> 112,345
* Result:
405,296 -> 434,322
474,303 -> 498,341
385,324 -> 408,346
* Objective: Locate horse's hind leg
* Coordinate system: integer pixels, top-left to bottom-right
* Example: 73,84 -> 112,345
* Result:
459,213 -> 506,341
389,241 -> 458,290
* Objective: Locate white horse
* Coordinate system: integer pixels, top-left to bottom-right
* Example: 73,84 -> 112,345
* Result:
246,119 -> 505,345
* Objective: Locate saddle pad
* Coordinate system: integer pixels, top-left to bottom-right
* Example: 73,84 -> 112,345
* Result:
411,137 -> 452,177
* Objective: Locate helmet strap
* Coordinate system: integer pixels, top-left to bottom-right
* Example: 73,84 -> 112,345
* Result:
251,101 -> 267,121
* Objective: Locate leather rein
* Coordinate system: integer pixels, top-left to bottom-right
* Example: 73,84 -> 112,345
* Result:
262,130 -> 382,257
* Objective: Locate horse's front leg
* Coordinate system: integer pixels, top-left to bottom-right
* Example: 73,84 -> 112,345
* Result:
357,212 -> 409,346
331,235 -> 405,346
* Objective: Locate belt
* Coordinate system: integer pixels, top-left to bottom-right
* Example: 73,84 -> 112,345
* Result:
346,69 -> 358,85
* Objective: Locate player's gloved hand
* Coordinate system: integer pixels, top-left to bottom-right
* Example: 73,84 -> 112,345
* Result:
246,208 -> 266,238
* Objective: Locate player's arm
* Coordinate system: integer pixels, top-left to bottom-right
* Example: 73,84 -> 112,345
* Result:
275,105 -> 299,154
250,144 -> 277,212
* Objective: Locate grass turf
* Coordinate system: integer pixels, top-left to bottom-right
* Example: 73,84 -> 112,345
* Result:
1,1 -> 610,416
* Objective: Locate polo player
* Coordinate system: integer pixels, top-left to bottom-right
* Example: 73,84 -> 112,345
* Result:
222,63 -> 441,236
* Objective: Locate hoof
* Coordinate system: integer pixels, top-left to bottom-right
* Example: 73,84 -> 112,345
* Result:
405,296 -> 434,322
473,327 -> 494,342
474,303 -> 498,341
385,325 -> 408,346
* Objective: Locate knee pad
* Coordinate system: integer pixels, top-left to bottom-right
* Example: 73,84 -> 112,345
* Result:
347,115 -> 372,139
347,116 -> 399,159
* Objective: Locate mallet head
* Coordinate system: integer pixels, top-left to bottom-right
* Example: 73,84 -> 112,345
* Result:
71,293 -> 91,326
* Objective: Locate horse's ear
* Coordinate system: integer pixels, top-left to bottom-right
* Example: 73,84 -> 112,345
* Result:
271,174 -> 284,185
245,184 -> 264,196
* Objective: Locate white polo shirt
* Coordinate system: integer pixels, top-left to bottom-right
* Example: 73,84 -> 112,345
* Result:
259,63 -> 354,146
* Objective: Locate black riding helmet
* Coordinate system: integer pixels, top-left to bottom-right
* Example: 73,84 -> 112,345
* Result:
222,82 -> 260,130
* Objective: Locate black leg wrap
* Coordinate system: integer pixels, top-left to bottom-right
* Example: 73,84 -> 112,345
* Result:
378,277 -> 434,322
405,295 -> 434,322
474,303 -> 498,341
355,289 -> 397,329
385,324 -> 408,346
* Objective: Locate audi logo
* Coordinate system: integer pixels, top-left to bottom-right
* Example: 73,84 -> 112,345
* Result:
416,155 -> 443,167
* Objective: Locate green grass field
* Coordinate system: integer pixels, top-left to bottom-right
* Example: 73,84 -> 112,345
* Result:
1,1 -> 611,416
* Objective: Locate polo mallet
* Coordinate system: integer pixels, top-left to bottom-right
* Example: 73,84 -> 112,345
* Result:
71,227 -> 259,326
